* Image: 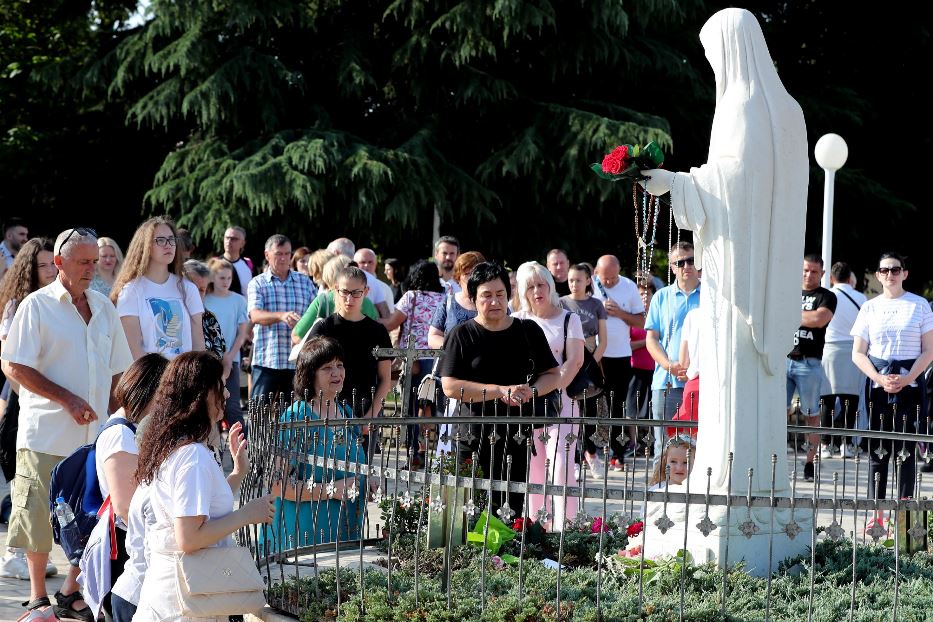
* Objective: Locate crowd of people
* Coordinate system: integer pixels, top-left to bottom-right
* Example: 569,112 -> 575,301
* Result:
0,213 -> 930,621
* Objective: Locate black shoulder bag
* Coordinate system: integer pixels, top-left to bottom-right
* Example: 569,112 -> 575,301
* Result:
562,312 -> 605,400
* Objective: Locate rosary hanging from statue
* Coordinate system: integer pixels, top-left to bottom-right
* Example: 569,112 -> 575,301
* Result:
591,141 -> 678,286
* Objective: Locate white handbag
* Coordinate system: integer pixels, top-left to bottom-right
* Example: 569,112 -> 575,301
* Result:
175,545 -> 266,617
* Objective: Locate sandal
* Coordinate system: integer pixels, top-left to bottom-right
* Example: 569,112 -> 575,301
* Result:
17,597 -> 54,622
53,590 -> 95,622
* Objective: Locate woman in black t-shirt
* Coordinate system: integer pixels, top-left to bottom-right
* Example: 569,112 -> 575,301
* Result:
438,262 -> 559,516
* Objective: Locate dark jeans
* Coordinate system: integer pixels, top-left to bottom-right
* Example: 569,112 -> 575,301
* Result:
863,386 -> 925,500
103,527 -> 130,619
224,366 -> 247,436
250,366 -> 296,405
110,593 -> 136,622
601,356 -> 632,459
820,393 -> 859,445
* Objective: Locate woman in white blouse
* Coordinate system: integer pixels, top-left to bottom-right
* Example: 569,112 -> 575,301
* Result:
131,352 -> 273,622
852,252 -> 933,516
513,261 -> 583,530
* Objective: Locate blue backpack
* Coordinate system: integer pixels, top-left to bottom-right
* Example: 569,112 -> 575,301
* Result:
48,417 -> 136,565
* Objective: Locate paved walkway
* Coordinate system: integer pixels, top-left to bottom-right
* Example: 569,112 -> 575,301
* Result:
0,477 -> 69,622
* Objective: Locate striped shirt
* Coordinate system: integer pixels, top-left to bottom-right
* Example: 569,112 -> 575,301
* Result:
851,291 -> 933,360
248,270 -> 315,370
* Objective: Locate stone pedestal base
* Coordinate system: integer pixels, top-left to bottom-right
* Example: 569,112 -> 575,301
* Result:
641,500 -> 813,577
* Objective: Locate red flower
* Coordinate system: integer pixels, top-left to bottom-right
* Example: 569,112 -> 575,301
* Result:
610,145 -> 630,161
512,518 -> 525,532
627,521 -> 644,537
591,517 -> 609,533
601,153 -> 623,175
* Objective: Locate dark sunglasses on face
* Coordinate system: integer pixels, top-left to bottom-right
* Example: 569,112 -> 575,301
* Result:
673,257 -> 696,268
877,266 -> 903,275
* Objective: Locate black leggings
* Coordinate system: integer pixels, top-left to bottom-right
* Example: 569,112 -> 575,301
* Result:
863,386 -> 925,500
820,393 -> 859,445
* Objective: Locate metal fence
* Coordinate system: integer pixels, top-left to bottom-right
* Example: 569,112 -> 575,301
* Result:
236,388 -> 933,621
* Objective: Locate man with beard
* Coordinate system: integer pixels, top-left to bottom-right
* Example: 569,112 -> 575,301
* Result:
0,218 -> 29,281
434,236 -> 460,294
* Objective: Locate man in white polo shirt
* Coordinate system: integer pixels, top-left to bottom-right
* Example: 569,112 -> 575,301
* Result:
592,254 -> 645,468
1,227 -> 132,622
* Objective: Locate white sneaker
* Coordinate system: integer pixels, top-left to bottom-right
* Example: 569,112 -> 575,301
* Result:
586,455 -> 605,480
0,552 -> 29,580
842,443 -> 858,459
820,444 -> 834,460
45,560 -> 57,577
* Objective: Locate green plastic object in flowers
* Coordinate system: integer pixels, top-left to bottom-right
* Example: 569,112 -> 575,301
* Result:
466,511 -> 516,554
591,141 -> 666,181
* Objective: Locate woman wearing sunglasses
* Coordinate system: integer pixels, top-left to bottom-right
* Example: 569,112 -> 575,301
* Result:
851,253 -> 933,520
111,217 -> 205,360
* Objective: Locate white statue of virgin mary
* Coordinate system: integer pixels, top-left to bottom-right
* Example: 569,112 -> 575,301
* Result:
642,7 -> 808,497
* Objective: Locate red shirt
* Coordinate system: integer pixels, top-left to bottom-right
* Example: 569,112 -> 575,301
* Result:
629,326 -> 654,370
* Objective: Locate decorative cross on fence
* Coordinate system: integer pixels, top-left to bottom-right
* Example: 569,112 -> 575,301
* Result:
373,335 -> 444,418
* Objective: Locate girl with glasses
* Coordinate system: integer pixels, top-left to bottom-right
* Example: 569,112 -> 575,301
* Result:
308,266 -> 392,421
851,252 -> 933,529
111,217 -> 205,360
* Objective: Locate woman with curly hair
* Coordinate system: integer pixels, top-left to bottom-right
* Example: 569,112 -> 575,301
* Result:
0,237 -> 58,580
379,260 -> 446,465
111,217 -> 204,360
132,351 -> 274,622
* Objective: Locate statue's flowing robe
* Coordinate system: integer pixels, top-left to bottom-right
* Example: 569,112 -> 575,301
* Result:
669,8 -> 809,494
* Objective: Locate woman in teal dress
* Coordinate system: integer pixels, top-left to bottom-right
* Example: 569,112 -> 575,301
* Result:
266,336 -> 367,551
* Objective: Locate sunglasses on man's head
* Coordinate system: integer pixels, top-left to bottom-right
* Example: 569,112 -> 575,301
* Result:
877,266 -> 903,275
56,227 -> 97,254
673,257 -> 695,268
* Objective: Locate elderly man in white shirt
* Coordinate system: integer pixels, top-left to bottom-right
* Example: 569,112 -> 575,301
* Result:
1,227 -> 132,622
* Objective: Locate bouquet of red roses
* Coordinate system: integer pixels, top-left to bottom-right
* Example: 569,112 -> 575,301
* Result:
591,142 -> 665,181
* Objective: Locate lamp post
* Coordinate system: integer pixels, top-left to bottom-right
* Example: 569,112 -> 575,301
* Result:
814,134 -> 848,287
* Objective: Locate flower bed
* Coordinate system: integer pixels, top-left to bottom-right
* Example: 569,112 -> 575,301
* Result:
267,538 -> 933,621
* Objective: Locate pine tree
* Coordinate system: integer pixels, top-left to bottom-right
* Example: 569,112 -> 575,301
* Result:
100,0 -> 703,259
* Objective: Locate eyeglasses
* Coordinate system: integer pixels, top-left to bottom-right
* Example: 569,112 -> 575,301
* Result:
665,433 -> 696,448
877,266 -> 903,275
56,227 -> 97,254
672,257 -> 696,268
337,288 -> 365,299
153,236 -> 177,247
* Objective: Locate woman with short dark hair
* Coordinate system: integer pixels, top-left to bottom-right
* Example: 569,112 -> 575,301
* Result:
264,336 -> 367,551
852,252 -> 933,525
95,353 -> 168,622
439,262 -> 560,515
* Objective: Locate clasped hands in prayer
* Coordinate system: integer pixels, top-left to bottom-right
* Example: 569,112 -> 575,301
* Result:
495,383 -> 535,406
879,374 -> 908,394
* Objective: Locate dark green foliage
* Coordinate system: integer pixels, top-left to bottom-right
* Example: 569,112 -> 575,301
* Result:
270,539 -> 933,621
1,1 -> 930,291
